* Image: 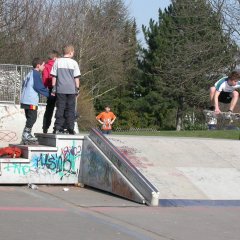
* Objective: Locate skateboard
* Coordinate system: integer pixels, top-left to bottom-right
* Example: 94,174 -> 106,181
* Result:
203,110 -> 240,121
203,109 -> 240,129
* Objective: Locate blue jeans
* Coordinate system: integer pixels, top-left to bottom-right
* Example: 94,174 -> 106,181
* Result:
102,129 -> 112,134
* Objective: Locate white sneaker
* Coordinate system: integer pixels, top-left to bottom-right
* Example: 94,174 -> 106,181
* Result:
224,111 -> 232,120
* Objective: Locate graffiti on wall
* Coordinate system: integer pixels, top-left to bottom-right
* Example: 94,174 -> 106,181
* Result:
82,144 -> 111,188
81,142 -> 139,201
3,163 -> 30,175
3,144 -> 81,180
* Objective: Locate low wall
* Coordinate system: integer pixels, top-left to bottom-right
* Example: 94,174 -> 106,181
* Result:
0,104 -> 54,147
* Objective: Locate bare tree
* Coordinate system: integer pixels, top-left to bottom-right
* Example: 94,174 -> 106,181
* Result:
0,0 -> 135,129
210,0 -> 240,46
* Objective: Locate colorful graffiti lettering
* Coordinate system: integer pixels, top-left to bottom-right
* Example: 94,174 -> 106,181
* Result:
61,145 -> 81,158
4,163 -> 30,175
83,145 -> 111,187
4,144 -> 82,180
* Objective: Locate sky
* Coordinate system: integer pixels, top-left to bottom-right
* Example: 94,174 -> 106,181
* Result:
125,0 -> 171,45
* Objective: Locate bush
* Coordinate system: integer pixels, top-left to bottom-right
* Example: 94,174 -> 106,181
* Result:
77,87 -> 96,131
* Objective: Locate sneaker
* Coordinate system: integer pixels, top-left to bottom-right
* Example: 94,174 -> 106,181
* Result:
22,127 -> 38,144
63,129 -> 69,134
68,129 -> 76,135
225,110 -> 233,120
53,129 -> 64,134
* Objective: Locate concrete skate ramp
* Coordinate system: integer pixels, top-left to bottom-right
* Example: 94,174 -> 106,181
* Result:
80,129 -> 159,206
108,135 -> 240,207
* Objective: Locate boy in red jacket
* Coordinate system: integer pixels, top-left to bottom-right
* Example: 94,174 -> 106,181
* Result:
42,50 -> 59,133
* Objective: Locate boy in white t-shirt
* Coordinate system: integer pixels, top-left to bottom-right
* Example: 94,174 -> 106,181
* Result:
51,45 -> 81,134
209,70 -> 240,114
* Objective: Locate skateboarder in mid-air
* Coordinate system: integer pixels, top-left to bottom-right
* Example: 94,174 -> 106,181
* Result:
209,70 -> 240,114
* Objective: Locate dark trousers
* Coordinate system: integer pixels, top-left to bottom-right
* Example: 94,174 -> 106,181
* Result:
25,109 -> 37,128
54,93 -> 76,131
43,89 -> 56,130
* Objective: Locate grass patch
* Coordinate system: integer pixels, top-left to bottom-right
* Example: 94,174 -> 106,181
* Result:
113,130 -> 240,140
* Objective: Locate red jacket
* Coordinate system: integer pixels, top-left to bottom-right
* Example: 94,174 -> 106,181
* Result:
0,147 -> 21,158
42,59 -> 55,88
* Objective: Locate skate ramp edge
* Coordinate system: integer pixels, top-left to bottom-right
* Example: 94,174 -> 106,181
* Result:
158,199 -> 240,207
79,128 -> 159,206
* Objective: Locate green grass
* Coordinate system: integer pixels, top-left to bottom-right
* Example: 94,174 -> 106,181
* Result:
113,130 -> 240,140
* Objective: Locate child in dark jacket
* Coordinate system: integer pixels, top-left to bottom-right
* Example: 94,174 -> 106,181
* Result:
42,50 -> 59,133
20,58 -> 49,144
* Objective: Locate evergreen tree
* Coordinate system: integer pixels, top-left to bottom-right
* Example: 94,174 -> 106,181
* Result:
140,0 -> 237,130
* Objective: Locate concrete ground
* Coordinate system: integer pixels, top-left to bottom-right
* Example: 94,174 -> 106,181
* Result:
109,136 -> 240,202
1,185 -> 239,240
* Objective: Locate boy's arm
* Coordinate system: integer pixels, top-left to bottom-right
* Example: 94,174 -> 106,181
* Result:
75,77 -> 80,90
111,115 -> 116,125
74,61 -> 81,94
52,77 -> 56,87
50,60 -> 58,95
33,72 -> 49,97
214,91 -> 221,113
51,77 -> 57,96
96,113 -> 104,124
97,119 -> 104,124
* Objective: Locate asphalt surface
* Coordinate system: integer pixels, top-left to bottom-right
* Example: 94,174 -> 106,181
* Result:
1,185 -> 240,240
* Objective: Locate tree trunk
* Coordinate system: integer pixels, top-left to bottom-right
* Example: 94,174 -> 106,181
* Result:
176,96 -> 184,131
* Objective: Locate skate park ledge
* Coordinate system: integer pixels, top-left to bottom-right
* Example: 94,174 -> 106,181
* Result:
0,128 -> 160,206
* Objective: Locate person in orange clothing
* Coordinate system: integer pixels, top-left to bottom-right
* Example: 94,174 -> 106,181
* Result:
96,106 -> 116,134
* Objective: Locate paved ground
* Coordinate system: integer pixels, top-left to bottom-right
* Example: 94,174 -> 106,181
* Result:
1,185 -> 240,240
2,135 -> 240,239
109,136 -> 240,202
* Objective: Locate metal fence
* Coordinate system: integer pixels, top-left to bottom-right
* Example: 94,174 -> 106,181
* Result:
0,64 -> 47,104
114,127 -> 159,132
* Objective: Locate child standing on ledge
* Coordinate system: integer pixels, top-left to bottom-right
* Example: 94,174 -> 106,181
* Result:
20,58 -> 49,144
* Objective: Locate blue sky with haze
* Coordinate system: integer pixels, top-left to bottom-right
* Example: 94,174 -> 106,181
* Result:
125,0 -> 171,45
